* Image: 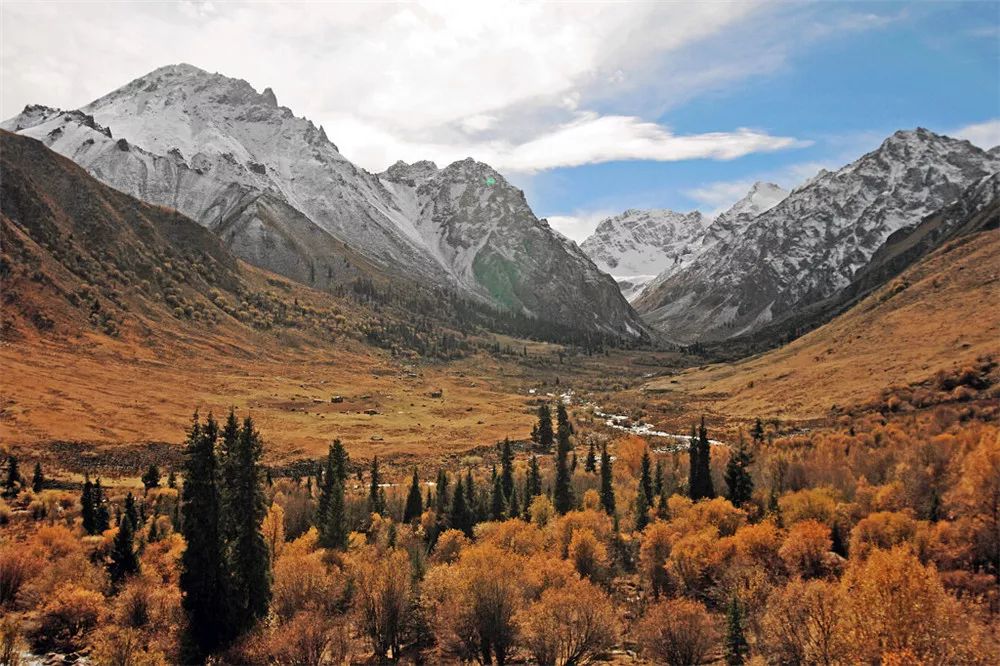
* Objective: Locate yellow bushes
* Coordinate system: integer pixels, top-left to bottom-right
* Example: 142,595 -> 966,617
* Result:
517,577 -> 617,666
779,520 -> 832,578
636,598 -> 717,666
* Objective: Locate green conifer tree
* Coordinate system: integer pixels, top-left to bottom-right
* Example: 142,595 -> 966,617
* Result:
403,468 -> 423,524
450,477 -> 473,537
368,456 -> 385,516
81,475 -> 97,535
526,455 -> 542,499
179,413 -> 231,658
435,468 -> 450,516
94,479 -> 111,532
31,462 -> 44,493
725,596 -> 749,665
499,437 -> 515,501
491,473 -> 505,521
554,403 -> 575,514
599,444 -> 616,516
109,513 -> 140,585
724,433 -> 754,507
225,416 -> 272,633
4,456 -> 20,495
141,464 -> 161,493
584,440 -> 597,473
536,404 -> 554,453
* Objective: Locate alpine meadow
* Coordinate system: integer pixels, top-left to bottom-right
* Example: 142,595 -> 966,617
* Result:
1,2 -> 999,665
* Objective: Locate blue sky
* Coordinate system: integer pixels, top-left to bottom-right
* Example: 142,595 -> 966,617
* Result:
2,1 -> 998,241
530,1 -> 1000,239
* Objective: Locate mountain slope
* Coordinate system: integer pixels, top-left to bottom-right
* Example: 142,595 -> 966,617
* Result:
636,129 -> 1000,342
644,225 -> 1000,420
3,64 -> 642,338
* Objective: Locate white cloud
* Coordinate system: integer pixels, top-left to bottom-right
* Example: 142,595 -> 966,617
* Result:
950,119 -> 1000,149
684,160 -> 837,214
0,1 -> 827,174
545,210 -> 618,244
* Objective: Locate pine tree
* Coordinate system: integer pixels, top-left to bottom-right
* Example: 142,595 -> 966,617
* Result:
435,468 -> 450,516
508,484 -> 520,520
554,403 -> 575,514
491,472 -> 505,521
31,462 -> 44,493
688,424 -> 701,500
599,444 -> 616,516
450,477 -> 473,537
499,437 -> 515,501
4,456 -> 20,495
639,449 -> 653,506
699,417 -> 715,499
465,468 -> 478,523
635,483 -> 650,531
536,404 -> 554,453
141,465 -> 161,493
368,456 -> 385,516
179,413 -> 231,657
724,433 -> 754,507
584,440 -> 597,473
653,459 -> 663,499
123,492 -> 140,531
403,468 -> 423,524
167,470 -> 177,489
751,417 -> 765,444
526,455 -> 542,499
725,596 -> 749,665
318,454 -> 348,552
224,416 -> 271,634
767,487 -> 783,528
109,513 -> 140,585
81,475 -> 97,535
94,479 -> 111,532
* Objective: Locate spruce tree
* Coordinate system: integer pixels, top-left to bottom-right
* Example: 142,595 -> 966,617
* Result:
109,513 -> 140,585
403,468 -> 423,524
4,456 -> 19,495
508,485 -> 519,520
635,484 -> 650,532
32,462 -> 44,493
653,459 -> 663,499
368,456 -> 385,516
179,413 -> 231,658
751,417 -> 765,444
167,470 -> 177,489
584,440 -> 597,473
94,479 -> 111,532
725,596 -> 749,665
599,444 -> 616,516
499,437 -> 515,501
225,416 -> 271,634
491,472 -> 505,520
724,433 -> 754,507
464,468 -> 478,523
688,424 -> 702,500
639,449 -> 653,507
141,465 -> 161,493
536,403 -> 554,453
698,416 -> 715,499
450,477 -> 473,537
81,475 -> 97,535
526,455 -> 542,499
123,492 -> 140,531
434,469 -> 450,516
553,403 -> 575,514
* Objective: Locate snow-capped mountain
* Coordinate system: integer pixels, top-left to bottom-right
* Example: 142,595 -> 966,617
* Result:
580,182 -> 787,301
701,181 -> 788,246
580,209 -> 709,300
2,64 -> 642,337
635,128 -> 1000,342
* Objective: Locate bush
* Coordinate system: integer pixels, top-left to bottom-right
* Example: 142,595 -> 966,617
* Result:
33,583 -> 104,649
517,578 -> 617,666
636,598 -> 717,666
